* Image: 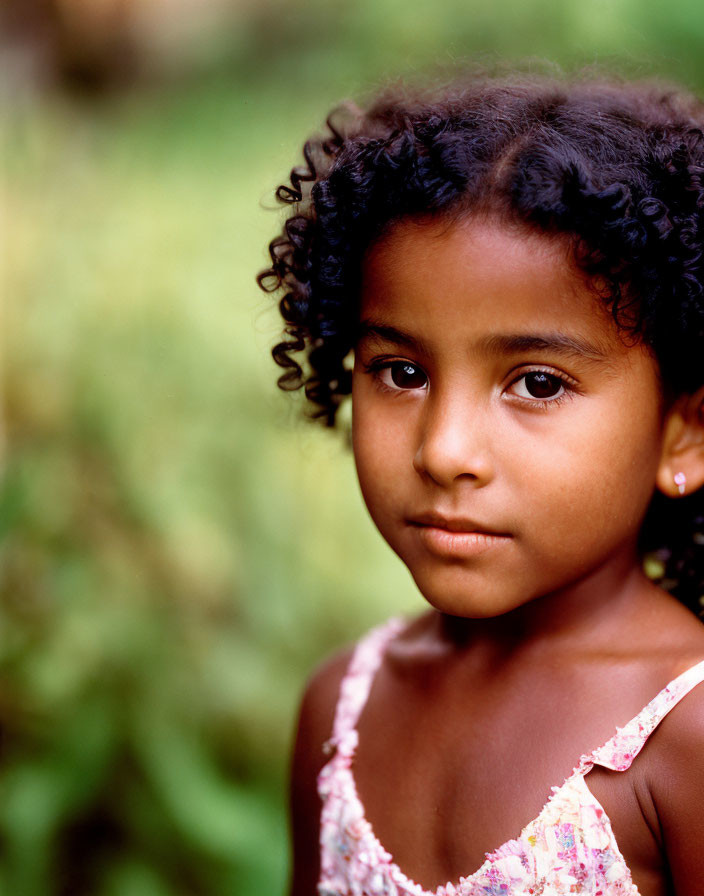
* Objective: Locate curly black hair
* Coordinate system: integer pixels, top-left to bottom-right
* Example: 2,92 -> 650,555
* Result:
258,70 -> 704,615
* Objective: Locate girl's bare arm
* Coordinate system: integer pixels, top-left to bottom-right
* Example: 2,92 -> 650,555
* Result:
650,686 -> 704,895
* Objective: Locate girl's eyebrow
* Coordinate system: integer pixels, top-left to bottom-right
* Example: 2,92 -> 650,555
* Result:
478,333 -> 610,362
356,320 -> 431,354
357,321 -> 609,363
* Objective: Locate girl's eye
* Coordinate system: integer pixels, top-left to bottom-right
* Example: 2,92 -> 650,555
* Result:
511,371 -> 566,401
373,361 -> 428,391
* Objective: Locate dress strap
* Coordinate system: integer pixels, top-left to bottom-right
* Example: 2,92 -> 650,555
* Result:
576,658 -> 704,775
326,617 -> 406,759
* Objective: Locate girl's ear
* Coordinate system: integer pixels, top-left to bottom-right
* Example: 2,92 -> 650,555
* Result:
656,385 -> 704,497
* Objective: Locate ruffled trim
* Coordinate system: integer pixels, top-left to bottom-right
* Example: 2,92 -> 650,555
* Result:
329,618 -> 406,754
578,658 -> 704,774
319,761 -> 640,896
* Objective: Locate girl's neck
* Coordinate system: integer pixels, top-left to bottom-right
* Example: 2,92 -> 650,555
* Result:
434,554 -> 666,662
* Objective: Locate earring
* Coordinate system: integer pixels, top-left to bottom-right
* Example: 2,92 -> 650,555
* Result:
674,472 -> 687,495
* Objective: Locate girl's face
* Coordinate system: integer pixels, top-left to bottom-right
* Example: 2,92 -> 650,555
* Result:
352,216 -> 668,619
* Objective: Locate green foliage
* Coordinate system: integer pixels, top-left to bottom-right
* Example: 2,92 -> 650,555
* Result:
5,2 -> 704,892
3,73 -> 415,894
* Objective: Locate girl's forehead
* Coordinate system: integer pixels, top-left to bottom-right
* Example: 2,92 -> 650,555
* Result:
359,215 -> 625,354
364,214 -> 576,291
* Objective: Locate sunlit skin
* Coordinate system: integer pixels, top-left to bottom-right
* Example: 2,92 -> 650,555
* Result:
289,215 -> 704,896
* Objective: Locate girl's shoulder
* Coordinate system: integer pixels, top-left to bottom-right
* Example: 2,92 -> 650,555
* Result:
641,601 -> 704,751
291,614 -> 425,772
288,618 -> 419,896
294,644 -> 356,767
620,596 -> 704,882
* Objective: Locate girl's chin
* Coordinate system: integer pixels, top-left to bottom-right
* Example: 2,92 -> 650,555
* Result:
409,574 -> 532,620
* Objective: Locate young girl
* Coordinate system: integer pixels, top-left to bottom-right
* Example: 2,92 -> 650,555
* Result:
258,71 -> 704,896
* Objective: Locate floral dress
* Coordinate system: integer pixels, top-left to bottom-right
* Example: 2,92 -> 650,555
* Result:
318,618 -> 704,896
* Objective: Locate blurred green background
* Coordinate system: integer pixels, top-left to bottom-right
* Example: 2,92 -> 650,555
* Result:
4,1 -> 704,893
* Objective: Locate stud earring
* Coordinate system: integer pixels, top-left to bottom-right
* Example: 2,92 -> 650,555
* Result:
674,472 -> 687,495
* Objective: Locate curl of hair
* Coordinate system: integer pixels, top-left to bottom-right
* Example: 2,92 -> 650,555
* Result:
258,71 -> 704,614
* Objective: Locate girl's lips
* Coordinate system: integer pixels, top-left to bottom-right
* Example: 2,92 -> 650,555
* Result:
408,516 -> 512,558
408,512 -> 511,535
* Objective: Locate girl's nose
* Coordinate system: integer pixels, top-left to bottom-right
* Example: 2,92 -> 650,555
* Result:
412,394 -> 494,488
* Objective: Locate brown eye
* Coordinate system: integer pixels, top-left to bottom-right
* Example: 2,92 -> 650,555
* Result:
513,371 -> 565,401
389,362 -> 427,390
525,372 -> 562,398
